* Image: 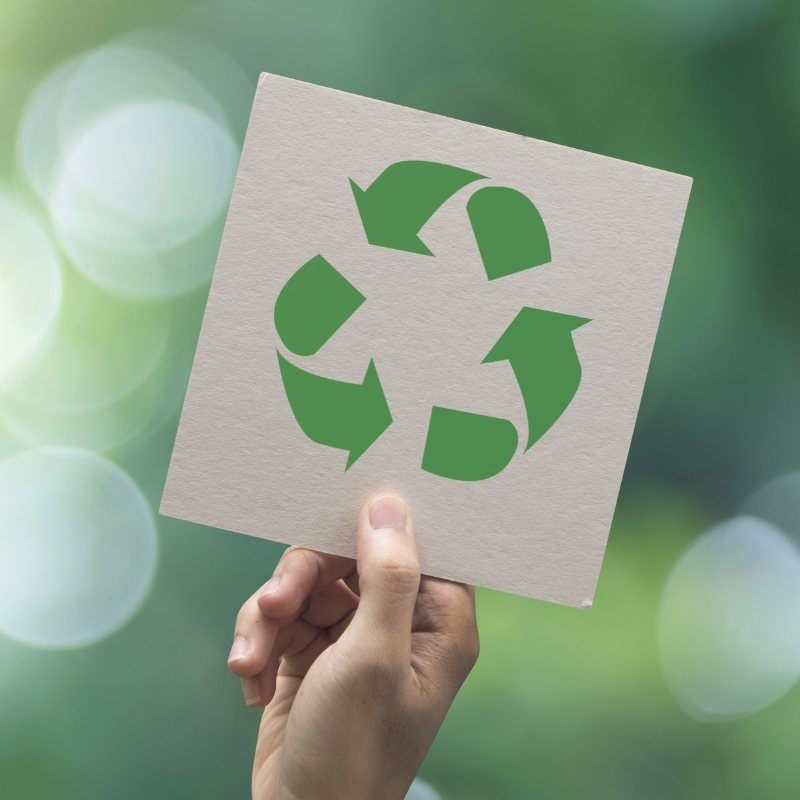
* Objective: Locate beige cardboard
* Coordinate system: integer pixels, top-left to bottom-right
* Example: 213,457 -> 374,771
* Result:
161,74 -> 692,606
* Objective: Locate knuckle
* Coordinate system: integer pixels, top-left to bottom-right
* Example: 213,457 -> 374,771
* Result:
294,548 -> 319,575
234,591 -> 266,633
280,546 -> 319,587
372,558 -> 421,595
284,545 -> 314,569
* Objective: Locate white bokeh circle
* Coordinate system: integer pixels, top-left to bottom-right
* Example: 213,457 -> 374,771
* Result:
658,516 -> 800,722
0,448 -> 158,648
17,31 -> 241,300
51,99 -> 238,262
0,190 -> 62,390
404,779 -> 442,800
5,276 -> 170,414
17,58 -> 77,201
0,295 -> 198,452
114,26 -> 254,141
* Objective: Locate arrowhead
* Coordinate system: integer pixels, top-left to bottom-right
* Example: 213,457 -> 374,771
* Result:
350,179 -> 433,255
483,307 -> 590,364
345,360 -> 392,470
482,307 -> 589,451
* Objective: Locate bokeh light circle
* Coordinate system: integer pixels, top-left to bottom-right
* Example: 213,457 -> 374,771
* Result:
115,26 -> 254,141
0,70 -> 35,174
740,472 -> 800,541
51,99 -> 238,257
404,779 -> 442,800
0,348 -> 179,453
0,190 -> 62,390
658,516 -> 800,722
18,58 -> 78,200
55,41 -> 229,139
5,276 -> 170,414
0,448 -> 158,648
0,291 -> 201,453
17,31 -> 241,300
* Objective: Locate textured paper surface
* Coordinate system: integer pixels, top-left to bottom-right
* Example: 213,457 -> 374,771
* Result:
161,74 -> 692,606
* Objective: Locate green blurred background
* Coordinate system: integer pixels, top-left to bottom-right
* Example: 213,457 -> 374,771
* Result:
1,1 -> 799,798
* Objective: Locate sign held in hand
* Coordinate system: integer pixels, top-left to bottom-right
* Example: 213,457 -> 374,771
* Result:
161,74 -> 692,606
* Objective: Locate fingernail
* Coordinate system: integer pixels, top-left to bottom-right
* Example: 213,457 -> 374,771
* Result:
242,676 -> 261,706
261,575 -> 281,596
368,494 -> 408,531
228,636 -> 250,664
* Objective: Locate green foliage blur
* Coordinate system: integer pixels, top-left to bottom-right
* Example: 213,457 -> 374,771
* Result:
1,1 -> 798,798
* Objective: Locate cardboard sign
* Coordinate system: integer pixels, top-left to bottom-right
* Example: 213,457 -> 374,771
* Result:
161,74 -> 691,606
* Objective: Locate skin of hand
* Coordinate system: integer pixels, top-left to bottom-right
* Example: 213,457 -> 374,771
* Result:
227,493 -> 480,800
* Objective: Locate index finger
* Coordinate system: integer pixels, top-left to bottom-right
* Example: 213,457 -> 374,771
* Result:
257,546 -> 356,620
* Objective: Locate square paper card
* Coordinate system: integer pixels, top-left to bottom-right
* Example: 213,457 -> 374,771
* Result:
161,74 -> 692,607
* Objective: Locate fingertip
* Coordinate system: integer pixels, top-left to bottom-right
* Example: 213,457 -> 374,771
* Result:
257,575 -> 300,618
228,654 -> 259,677
364,492 -> 411,533
351,493 -> 419,653
227,635 -> 253,675
229,616 -> 280,677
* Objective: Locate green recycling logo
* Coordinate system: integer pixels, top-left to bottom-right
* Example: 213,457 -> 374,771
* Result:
274,160 -> 590,481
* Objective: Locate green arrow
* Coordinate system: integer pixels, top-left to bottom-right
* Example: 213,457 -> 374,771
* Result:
421,406 -> 518,481
467,186 -> 551,281
277,351 -> 392,469
350,160 -> 484,255
274,254 -> 365,356
483,307 -> 590,450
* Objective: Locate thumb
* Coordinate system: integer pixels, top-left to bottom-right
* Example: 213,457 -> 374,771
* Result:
347,493 -> 420,663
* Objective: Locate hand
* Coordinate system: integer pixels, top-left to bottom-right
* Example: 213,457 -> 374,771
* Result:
227,493 -> 480,800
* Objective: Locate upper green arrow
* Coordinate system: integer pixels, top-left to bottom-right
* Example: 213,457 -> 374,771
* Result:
350,160 -> 484,255
277,351 -> 392,469
483,307 -> 589,450
467,186 -> 551,281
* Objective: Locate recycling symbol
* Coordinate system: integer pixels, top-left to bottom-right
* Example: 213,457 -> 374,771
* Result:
274,160 -> 589,482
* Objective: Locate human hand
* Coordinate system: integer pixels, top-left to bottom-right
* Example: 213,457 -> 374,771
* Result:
227,493 -> 479,800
